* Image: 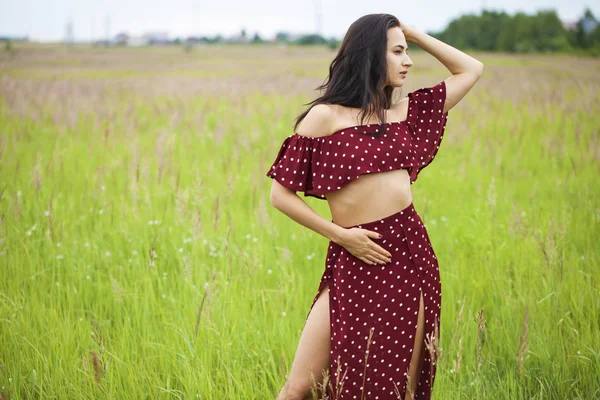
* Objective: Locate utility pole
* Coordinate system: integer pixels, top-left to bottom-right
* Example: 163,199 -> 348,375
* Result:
105,15 -> 111,46
65,18 -> 74,47
314,0 -> 322,35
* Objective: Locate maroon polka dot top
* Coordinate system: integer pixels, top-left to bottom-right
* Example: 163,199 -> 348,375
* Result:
266,81 -> 448,199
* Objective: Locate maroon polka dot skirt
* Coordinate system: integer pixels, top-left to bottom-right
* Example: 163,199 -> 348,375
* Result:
307,202 -> 441,399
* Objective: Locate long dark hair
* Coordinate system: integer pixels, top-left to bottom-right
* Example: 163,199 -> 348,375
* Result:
293,13 -> 401,136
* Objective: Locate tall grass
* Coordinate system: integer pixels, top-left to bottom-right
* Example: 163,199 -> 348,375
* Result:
0,44 -> 599,399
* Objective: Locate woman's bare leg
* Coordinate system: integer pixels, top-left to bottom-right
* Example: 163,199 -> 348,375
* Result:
277,285 -> 331,400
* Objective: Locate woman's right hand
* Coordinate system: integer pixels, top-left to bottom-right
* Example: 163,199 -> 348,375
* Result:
335,228 -> 392,266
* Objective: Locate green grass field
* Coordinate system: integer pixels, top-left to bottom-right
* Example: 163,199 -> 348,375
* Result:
0,44 -> 599,399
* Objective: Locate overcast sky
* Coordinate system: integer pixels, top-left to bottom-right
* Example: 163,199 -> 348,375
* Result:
0,0 -> 597,42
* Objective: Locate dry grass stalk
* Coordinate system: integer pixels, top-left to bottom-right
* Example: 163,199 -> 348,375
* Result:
360,327 -> 375,400
0,213 -> 6,257
476,309 -> 486,375
194,284 -> 209,345
332,355 -> 349,400
280,351 -> 287,381
447,295 -> 466,362
110,275 -> 124,302
424,319 -> 441,379
213,195 -> 220,230
516,305 -> 530,376
453,337 -> 463,376
90,350 -> 103,384
309,369 -> 331,400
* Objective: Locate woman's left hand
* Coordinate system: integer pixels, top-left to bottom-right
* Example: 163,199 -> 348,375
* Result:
398,20 -> 417,43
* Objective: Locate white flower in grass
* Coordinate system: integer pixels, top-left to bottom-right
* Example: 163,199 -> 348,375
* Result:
268,269 -> 272,274
128,258 -> 133,263
101,185 -> 106,191
245,234 -> 251,239
148,220 -> 154,225
57,242 -> 61,247
178,248 -> 183,253
105,251 -> 111,257
282,312 -> 286,317
17,190 -> 22,197
132,250 -> 138,255
27,231 -> 32,236
86,275 -> 91,280
56,255 -> 63,260
307,252 -> 316,260
440,216 -> 448,223
45,210 -> 50,216
162,293 -> 166,299
98,209 -> 104,215
183,237 -> 192,244
253,237 -> 258,243
85,242 -> 90,247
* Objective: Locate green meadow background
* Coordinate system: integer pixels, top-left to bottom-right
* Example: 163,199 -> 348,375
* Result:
0,44 -> 599,399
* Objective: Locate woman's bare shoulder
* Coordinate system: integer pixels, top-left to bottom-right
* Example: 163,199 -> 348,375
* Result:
295,104 -> 336,138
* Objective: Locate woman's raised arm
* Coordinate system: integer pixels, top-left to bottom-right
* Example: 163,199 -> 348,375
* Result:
401,23 -> 484,113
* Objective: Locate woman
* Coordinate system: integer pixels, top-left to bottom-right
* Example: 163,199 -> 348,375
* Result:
266,14 -> 483,400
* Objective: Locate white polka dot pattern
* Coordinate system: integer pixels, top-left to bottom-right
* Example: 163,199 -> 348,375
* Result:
265,81 -> 448,199
306,203 -> 442,399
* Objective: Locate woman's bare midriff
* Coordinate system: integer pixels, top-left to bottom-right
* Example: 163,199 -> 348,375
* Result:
326,168 -> 412,228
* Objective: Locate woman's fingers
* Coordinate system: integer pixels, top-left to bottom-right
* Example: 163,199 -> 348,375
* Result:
366,242 -> 392,261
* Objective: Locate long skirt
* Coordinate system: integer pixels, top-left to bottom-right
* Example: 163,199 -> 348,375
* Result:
306,202 -> 442,400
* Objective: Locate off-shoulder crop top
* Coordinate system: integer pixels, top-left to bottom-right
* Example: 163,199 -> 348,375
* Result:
266,80 -> 448,200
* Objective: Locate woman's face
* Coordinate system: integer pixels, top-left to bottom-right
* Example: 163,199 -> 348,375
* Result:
385,26 -> 413,88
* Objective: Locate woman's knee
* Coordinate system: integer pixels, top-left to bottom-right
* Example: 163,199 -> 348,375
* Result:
277,379 -> 318,400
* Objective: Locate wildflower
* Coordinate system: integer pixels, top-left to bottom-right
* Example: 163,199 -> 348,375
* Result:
105,251 -> 111,257
268,269 -> 272,274
282,312 -> 286,317
45,210 -> 50,216
98,209 -> 104,215
56,255 -> 64,260
179,248 -> 184,253
253,237 -> 258,243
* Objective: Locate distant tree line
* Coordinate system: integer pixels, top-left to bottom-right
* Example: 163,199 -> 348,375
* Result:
431,8 -> 600,55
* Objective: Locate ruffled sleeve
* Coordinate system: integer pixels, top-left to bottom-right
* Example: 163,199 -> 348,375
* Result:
266,134 -> 325,199
405,80 -> 448,183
